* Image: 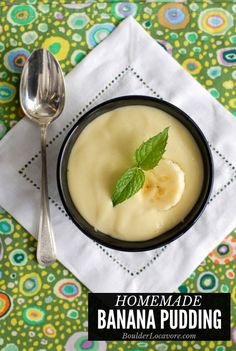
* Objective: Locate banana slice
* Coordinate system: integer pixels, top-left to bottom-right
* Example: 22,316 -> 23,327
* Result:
142,159 -> 185,210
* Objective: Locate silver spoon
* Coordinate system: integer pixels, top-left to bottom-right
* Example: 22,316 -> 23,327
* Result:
20,48 -> 65,266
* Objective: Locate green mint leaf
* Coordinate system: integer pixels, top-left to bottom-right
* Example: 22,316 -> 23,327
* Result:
112,167 -> 145,206
135,127 -> 169,171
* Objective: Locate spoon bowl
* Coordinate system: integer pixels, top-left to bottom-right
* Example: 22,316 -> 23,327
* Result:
20,48 -> 65,266
20,48 -> 65,125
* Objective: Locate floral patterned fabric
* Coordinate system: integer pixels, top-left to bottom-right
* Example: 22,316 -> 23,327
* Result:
0,1 -> 235,350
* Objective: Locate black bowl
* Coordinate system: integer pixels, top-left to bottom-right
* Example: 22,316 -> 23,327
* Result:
57,96 -> 213,251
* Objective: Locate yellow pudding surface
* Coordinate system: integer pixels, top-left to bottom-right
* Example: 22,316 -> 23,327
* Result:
67,105 -> 203,241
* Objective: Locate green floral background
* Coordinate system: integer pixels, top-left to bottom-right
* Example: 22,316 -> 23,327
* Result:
0,1 -> 236,351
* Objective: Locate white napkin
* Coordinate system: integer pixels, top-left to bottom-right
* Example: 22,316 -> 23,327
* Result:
0,17 -> 236,292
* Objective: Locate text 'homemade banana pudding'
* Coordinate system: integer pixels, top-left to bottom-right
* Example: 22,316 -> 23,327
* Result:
67,105 -> 204,241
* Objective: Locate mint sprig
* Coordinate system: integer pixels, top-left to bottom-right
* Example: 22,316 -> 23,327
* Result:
135,127 -> 169,170
112,167 -> 145,207
112,127 -> 169,206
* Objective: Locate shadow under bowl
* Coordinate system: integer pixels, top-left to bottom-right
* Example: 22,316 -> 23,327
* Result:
57,96 -> 214,251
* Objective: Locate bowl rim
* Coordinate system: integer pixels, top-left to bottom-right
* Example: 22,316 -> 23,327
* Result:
57,95 -> 214,251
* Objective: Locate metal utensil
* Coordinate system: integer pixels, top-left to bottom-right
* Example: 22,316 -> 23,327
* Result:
20,48 -> 65,266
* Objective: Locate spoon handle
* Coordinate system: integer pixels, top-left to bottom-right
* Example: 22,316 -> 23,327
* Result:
37,124 -> 56,266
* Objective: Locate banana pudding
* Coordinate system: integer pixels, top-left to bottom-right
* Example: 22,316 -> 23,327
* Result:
67,105 -> 204,241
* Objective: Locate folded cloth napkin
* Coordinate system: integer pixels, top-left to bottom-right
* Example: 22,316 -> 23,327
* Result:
0,17 -> 236,292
